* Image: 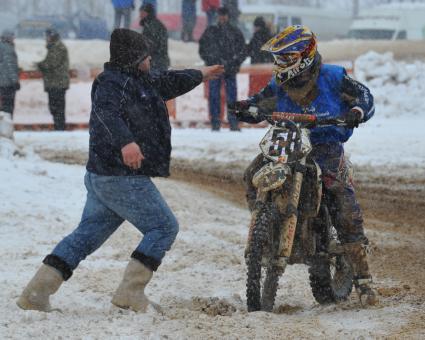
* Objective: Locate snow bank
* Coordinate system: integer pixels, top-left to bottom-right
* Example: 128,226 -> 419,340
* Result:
355,51 -> 425,116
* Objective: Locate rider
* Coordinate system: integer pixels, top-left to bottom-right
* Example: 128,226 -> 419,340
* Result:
230,25 -> 378,306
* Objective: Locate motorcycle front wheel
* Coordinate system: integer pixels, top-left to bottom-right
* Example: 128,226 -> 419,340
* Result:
246,206 -> 281,312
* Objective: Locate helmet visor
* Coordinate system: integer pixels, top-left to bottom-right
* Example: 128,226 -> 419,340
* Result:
272,52 -> 301,70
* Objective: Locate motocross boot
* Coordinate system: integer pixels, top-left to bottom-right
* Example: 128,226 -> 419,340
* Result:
344,242 -> 378,306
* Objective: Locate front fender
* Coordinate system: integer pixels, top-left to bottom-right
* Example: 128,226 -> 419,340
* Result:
252,162 -> 290,192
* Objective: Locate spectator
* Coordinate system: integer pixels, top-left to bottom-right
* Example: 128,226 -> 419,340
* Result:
36,28 -> 70,131
222,0 -> 240,27
141,0 -> 157,13
139,3 -> 170,71
247,17 -> 274,64
0,30 -> 20,117
112,0 -> 135,29
202,0 -> 220,27
16,28 -> 224,313
199,7 -> 246,131
181,0 -> 197,42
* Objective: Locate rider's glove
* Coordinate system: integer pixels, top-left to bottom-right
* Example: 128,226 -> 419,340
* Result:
344,107 -> 364,128
228,100 -> 250,112
228,100 -> 250,118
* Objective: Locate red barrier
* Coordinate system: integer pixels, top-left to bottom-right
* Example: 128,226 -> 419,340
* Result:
16,61 -> 353,130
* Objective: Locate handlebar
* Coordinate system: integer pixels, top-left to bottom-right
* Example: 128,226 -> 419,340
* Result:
271,112 -> 317,124
268,112 -> 347,127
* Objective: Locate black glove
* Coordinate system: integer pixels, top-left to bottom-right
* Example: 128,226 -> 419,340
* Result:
14,82 -> 21,91
344,108 -> 363,128
228,100 -> 250,112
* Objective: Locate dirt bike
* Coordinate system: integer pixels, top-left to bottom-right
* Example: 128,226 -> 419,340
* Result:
241,108 -> 355,312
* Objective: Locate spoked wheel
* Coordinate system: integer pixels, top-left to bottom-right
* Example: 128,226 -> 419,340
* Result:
309,207 -> 353,304
246,206 -> 281,312
309,252 -> 353,304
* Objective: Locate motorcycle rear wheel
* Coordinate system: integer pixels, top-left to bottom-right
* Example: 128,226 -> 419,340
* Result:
308,206 -> 353,304
309,253 -> 353,304
246,206 -> 280,312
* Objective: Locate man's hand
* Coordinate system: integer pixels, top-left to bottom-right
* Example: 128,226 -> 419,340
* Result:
201,65 -> 225,81
344,108 -> 364,128
121,142 -> 144,170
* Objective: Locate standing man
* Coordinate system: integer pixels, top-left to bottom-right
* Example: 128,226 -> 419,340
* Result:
112,0 -> 135,29
222,0 -> 240,27
202,0 -> 220,27
36,28 -> 69,131
17,28 -> 224,313
181,0 -> 197,42
139,3 -> 170,72
247,17 -> 273,64
0,30 -> 20,117
199,7 -> 246,131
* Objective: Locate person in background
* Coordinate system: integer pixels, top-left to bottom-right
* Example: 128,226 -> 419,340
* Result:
139,3 -> 170,72
199,7 -> 246,131
112,0 -> 135,29
181,0 -> 197,42
17,28 -> 224,313
247,16 -> 273,64
0,30 -> 20,117
222,0 -> 240,27
202,0 -> 220,27
36,28 -> 69,131
141,0 -> 157,13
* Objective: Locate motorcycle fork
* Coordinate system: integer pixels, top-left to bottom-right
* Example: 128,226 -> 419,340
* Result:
278,158 -> 306,258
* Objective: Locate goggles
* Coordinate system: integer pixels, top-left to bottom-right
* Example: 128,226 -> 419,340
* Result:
272,52 -> 302,72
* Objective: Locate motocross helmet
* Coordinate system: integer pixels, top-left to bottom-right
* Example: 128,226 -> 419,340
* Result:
261,25 -> 319,86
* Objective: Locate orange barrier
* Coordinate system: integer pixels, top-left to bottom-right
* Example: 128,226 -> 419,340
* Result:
16,61 -> 353,130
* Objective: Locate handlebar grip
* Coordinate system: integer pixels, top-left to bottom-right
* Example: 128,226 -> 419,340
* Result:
272,112 -> 317,124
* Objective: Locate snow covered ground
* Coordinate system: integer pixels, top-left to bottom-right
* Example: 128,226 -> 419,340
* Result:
1,49 -> 425,338
1,101 -> 425,338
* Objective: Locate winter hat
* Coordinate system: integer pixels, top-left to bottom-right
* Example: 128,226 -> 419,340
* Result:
139,3 -> 155,16
253,16 -> 266,28
1,30 -> 15,40
217,7 -> 229,16
109,29 -> 150,68
45,27 -> 60,40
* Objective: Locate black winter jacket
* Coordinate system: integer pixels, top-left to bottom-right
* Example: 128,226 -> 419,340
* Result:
86,63 -> 203,177
199,23 -> 246,76
140,16 -> 170,71
247,27 -> 274,64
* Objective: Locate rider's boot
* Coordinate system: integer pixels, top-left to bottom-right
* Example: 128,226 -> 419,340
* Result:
344,242 -> 378,306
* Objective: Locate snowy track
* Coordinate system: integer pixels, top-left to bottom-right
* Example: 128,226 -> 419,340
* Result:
1,152 -> 424,339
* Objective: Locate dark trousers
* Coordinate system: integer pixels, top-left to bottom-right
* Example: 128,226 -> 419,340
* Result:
114,7 -> 132,29
181,18 -> 196,42
0,86 -> 17,116
206,10 -> 217,26
47,88 -> 66,131
208,75 -> 239,130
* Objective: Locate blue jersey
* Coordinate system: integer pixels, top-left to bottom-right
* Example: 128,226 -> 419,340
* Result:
244,64 -> 375,145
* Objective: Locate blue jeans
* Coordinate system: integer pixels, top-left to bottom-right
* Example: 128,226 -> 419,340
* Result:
51,172 -> 179,271
114,7 -> 132,29
208,75 -> 238,129
206,10 -> 217,26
